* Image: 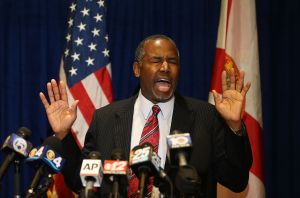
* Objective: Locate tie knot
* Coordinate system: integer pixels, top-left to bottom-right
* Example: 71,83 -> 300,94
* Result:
152,105 -> 160,116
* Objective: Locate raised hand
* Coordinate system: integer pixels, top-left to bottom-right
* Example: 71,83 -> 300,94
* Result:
212,68 -> 251,131
39,79 -> 79,140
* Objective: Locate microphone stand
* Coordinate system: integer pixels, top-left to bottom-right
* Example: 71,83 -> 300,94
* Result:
84,177 -> 97,198
138,172 -> 147,198
25,165 -> 46,198
138,168 -> 150,198
14,159 -> 21,198
35,174 -> 53,197
175,165 -> 201,197
110,177 -> 120,198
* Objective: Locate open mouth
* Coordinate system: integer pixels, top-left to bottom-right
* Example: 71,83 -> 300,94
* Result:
155,79 -> 171,92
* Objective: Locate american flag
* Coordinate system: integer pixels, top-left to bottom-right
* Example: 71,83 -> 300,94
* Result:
48,0 -> 113,197
60,0 -> 113,146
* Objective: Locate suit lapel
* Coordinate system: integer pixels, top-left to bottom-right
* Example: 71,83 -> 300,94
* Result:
112,96 -> 137,160
171,95 -> 194,134
163,95 -> 194,170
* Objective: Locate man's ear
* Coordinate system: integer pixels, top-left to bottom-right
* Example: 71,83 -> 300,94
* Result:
133,62 -> 140,77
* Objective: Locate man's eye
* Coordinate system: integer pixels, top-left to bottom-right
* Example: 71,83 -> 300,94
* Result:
168,59 -> 179,65
169,60 -> 178,64
150,59 -> 162,63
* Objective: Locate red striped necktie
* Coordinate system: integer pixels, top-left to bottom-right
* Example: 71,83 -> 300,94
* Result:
128,105 -> 161,198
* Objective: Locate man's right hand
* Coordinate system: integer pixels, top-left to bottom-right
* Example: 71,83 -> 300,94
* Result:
39,79 -> 79,140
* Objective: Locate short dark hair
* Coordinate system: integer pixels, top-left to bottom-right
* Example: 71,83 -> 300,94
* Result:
134,34 -> 179,62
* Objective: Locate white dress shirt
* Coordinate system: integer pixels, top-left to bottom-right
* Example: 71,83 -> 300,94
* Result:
131,91 -> 174,197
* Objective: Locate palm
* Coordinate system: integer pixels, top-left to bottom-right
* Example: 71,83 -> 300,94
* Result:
39,80 -> 79,139
214,90 -> 243,122
46,100 -> 76,134
212,69 -> 251,129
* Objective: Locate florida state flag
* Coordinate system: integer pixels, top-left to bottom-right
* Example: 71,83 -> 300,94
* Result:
208,0 -> 265,197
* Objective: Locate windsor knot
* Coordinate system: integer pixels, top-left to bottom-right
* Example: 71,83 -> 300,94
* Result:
152,105 -> 160,116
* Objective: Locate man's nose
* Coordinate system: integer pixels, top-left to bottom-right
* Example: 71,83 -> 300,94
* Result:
160,60 -> 170,72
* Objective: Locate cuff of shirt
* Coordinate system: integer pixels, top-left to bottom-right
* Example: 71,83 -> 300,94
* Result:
229,122 -> 246,136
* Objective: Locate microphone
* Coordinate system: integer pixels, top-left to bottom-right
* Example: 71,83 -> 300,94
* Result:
152,167 -> 174,198
129,143 -> 161,198
80,151 -> 103,198
103,148 -> 128,198
167,130 -> 201,196
166,130 -> 192,167
0,127 -> 32,181
25,136 -> 65,198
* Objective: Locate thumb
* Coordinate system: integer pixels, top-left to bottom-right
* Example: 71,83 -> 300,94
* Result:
71,100 -> 79,113
212,90 -> 222,105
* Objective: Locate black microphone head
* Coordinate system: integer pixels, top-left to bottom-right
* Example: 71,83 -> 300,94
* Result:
171,130 -> 181,135
26,136 -> 66,173
25,136 -> 66,196
80,151 -> 103,188
1,127 -> 33,157
175,165 -> 201,195
140,142 -> 154,149
104,148 -> 128,194
129,142 -> 161,178
132,144 -> 142,151
153,175 -> 169,195
88,151 -> 101,159
167,131 -> 192,167
42,136 -> 63,156
111,148 -> 125,160
16,127 -> 32,139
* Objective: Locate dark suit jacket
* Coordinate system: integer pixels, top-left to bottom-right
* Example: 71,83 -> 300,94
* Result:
61,94 -> 252,197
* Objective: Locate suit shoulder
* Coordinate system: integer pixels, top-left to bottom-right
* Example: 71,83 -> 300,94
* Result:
179,95 -> 215,111
94,96 -> 135,115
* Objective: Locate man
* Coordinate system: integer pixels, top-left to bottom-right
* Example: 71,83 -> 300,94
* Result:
39,35 -> 252,197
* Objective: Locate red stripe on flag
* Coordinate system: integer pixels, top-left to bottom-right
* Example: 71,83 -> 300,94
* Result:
69,82 -> 96,125
94,67 -> 113,103
244,112 -> 264,182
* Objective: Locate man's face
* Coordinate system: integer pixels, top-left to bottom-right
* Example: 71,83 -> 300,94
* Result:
133,38 -> 180,103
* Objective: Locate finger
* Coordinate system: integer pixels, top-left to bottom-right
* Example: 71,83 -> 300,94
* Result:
229,68 -> 235,90
59,81 -> 69,103
71,100 -> 79,113
51,79 -> 61,101
236,70 -> 245,92
212,90 -> 222,105
47,82 -> 55,104
241,82 -> 251,97
221,70 -> 228,92
39,92 -> 50,109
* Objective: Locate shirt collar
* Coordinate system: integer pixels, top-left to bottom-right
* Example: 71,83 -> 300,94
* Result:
137,90 -> 175,120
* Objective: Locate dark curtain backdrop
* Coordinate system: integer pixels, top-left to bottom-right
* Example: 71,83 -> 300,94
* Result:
0,0 -> 299,197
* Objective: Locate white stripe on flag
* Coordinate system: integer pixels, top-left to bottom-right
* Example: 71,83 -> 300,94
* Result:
106,63 -> 112,77
225,0 -> 262,126
216,0 -> 228,49
247,173 -> 266,198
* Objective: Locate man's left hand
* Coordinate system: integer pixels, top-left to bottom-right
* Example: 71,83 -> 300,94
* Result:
212,68 -> 251,131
